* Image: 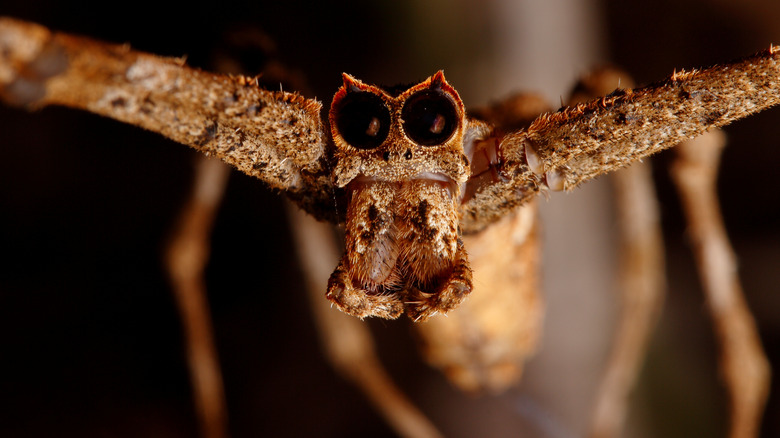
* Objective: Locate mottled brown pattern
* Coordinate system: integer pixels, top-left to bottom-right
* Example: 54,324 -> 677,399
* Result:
414,93 -> 548,392
417,203 -> 541,391
460,46 -> 780,232
329,72 -> 470,187
2,17 -> 780,322
0,17 -> 335,221
326,180 -> 471,321
325,73 -> 473,320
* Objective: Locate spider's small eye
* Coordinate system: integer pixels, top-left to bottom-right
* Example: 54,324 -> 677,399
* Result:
334,92 -> 390,149
401,90 -> 458,146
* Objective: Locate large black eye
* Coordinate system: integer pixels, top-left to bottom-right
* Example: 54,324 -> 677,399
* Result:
334,92 -> 391,149
401,90 -> 458,146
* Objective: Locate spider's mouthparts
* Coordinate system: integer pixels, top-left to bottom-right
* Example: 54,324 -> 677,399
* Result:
413,171 -> 454,184
352,172 -> 458,198
461,137 -> 502,204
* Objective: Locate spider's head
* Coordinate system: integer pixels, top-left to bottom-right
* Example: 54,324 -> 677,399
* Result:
328,71 -> 470,189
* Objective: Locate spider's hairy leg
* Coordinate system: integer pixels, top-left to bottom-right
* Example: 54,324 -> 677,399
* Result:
327,179 -> 473,321
462,94 -> 551,202
567,68 -> 667,438
397,180 -> 472,321
327,181 -> 405,319
460,46 -> 780,232
0,17 -> 336,221
325,263 -> 403,319
404,238 -> 471,322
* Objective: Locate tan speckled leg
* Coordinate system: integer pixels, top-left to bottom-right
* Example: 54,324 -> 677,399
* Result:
326,258 -> 405,319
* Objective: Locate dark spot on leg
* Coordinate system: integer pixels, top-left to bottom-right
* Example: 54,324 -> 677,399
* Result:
110,97 -> 126,108
703,110 -> 724,125
29,42 -> 69,78
246,102 -> 267,117
367,204 -> 378,221
383,151 -> 390,161
404,149 -> 413,160
411,200 -> 431,232
197,122 -> 218,146
417,200 -> 429,223
607,88 -> 628,97
140,95 -> 155,115
4,78 -> 47,106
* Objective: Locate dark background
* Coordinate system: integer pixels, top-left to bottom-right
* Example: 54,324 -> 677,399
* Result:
1,1 -> 779,437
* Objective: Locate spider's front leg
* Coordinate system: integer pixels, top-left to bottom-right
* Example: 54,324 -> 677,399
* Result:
327,178 -> 472,321
326,181 -> 405,319
397,180 -> 472,320
459,47 -> 780,234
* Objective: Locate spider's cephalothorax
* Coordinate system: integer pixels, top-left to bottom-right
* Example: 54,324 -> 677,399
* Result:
325,71 -> 476,320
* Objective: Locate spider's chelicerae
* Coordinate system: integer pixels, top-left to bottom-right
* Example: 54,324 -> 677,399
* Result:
1,4 -> 779,438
